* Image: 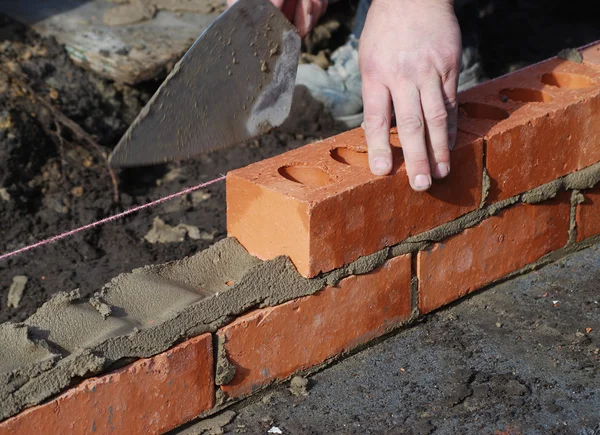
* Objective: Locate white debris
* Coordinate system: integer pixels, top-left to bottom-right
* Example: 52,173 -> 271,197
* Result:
268,427 -> 283,434
7,275 -> 28,308
177,224 -> 215,241
191,190 -> 212,204
0,187 -> 10,201
144,217 -> 213,244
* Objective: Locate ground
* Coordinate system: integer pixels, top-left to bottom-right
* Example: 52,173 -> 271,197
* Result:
0,0 -> 599,429
176,245 -> 600,435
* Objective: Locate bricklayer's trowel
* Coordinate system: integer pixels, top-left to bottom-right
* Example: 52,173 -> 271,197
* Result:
108,0 -> 301,168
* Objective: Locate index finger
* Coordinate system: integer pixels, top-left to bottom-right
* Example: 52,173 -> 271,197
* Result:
362,78 -> 393,176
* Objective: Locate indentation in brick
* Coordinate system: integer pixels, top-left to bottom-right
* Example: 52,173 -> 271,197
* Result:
499,87 -> 554,103
418,194 -> 571,314
459,102 -> 510,121
541,71 -> 595,89
217,255 -> 411,399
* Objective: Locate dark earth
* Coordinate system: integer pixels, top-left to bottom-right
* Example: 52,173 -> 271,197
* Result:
177,244 -> 599,435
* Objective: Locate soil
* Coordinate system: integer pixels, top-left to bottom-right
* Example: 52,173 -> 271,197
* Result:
0,8 -> 344,324
1,0 -> 600,326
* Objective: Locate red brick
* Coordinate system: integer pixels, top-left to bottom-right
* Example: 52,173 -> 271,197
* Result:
227,128 -> 482,278
218,255 -> 411,399
576,184 -> 600,241
457,55 -> 600,202
582,42 -> 600,66
0,334 -> 214,435
417,195 -> 570,314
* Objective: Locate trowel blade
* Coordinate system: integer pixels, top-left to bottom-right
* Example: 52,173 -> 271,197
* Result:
108,0 -> 301,168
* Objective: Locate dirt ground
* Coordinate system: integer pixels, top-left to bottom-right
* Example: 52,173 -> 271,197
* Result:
1,0 -> 600,325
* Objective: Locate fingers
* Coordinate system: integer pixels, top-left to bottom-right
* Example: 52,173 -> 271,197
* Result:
390,81 -> 432,191
293,0 -> 324,37
362,79 -> 393,176
420,76 -> 451,179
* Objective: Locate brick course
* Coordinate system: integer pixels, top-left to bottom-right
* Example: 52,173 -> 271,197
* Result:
576,184 -> 600,241
417,194 -> 571,314
0,334 -> 214,435
218,255 -> 412,398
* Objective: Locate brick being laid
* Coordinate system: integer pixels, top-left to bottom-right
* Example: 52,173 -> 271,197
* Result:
227,128 -> 483,278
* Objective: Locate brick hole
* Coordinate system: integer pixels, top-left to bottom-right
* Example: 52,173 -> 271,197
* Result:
459,102 -> 510,121
499,88 -> 554,103
278,164 -> 331,187
541,72 -> 594,89
330,147 -> 369,168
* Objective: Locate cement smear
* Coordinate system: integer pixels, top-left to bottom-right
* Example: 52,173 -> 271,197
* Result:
0,238 -> 323,421
2,161 -> 600,422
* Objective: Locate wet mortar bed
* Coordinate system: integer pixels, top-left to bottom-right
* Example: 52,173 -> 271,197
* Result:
177,245 -> 600,435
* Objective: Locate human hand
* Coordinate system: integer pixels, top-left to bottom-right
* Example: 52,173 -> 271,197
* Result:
226,0 -> 327,37
359,0 -> 462,191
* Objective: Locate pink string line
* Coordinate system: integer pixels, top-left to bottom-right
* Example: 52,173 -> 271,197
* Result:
0,175 -> 227,262
4,40 -> 600,263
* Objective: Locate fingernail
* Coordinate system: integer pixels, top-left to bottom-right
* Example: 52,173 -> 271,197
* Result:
372,156 -> 390,174
434,162 -> 450,178
414,174 -> 431,190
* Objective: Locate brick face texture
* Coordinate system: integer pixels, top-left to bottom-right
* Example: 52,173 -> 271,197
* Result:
417,194 -> 571,314
0,334 -> 214,435
218,255 -> 412,399
576,185 -> 600,241
227,128 -> 483,278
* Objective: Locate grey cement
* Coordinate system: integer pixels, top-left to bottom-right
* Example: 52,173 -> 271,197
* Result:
2,161 -> 600,422
180,245 -> 600,435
